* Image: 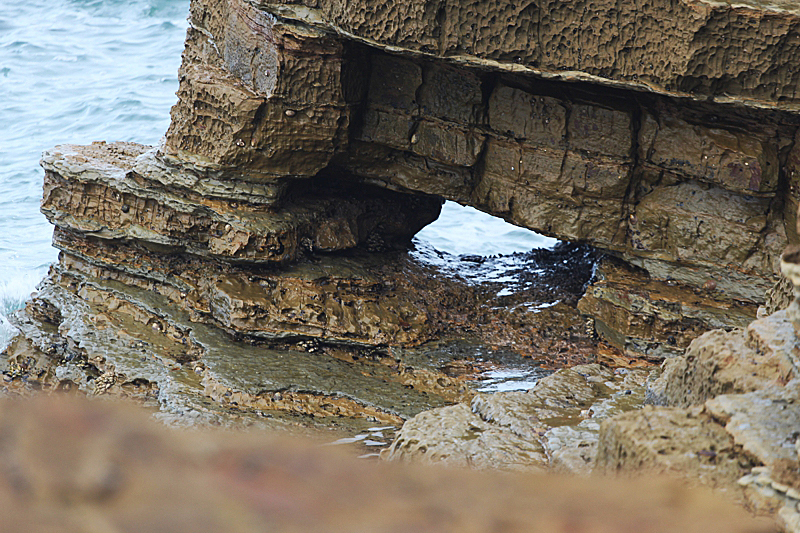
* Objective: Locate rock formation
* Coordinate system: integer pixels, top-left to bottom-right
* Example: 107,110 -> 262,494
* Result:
384,363 -> 650,474
7,0 -> 799,383
585,245 -> 800,530
156,0 -> 800,359
5,0 -> 800,528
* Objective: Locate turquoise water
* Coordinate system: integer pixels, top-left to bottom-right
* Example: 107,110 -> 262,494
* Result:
0,0 -> 189,343
0,0 -> 554,347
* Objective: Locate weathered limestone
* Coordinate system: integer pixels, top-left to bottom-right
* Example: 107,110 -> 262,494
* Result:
595,405 -> 756,504
706,384 -> 800,469
578,256 -> 759,360
590,242 -> 800,531
647,311 -> 799,407
5,214 -> 603,429
264,0 -> 800,112
165,0 -> 360,180
54,237 -> 438,347
3,260 -> 451,426
8,2 -> 800,528
42,142 -> 441,264
594,382 -> 800,528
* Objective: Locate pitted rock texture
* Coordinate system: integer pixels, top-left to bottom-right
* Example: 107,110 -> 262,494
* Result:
1,261 -> 450,426
14,2 -> 800,528
4,223 -> 603,429
706,381 -> 800,469
595,242 -> 800,531
50,228 -> 440,346
159,0 -> 800,355
263,0 -> 800,111
165,0 -> 360,178
596,381 -> 800,526
647,310 -> 800,408
47,228 -> 598,353
595,405 -> 756,505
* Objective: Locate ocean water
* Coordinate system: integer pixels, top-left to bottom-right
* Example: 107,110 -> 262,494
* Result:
0,0 -> 554,348
0,0 -> 189,345
414,201 -> 557,258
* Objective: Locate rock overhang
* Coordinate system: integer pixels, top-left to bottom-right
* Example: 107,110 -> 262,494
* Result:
153,0 -> 800,356
8,0 -> 800,432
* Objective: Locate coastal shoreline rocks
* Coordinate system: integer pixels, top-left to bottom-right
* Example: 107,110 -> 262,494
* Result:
5,0 -> 800,529
383,363 -> 650,474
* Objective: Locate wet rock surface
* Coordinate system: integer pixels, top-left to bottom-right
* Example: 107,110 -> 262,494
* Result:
2,223 -> 601,439
384,363 -> 651,474
153,0 -> 800,358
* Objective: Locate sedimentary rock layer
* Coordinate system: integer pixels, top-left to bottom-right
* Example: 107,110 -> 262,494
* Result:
155,0 -> 800,355
3,260 -> 449,425
586,248 -> 800,530
41,142 -> 441,264
261,0 -> 800,111
51,227 -> 439,346
577,256 -> 760,359
647,310 -> 800,407
5,219 -> 604,429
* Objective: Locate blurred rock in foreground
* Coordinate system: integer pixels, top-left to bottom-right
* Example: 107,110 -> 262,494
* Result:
0,395 -> 772,533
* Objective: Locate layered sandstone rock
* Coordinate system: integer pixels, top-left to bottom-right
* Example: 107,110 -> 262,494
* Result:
6,0 -> 800,528
5,157 -> 601,429
264,0 -> 800,111
149,0 -> 800,357
590,246 -> 800,531
41,142 -> 441,263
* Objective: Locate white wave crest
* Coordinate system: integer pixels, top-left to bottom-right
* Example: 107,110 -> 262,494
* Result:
0,269 -> 46,350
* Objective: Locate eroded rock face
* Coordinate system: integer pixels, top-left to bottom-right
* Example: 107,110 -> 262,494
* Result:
647,311 -> 799,408
578,256 -> 759,360
154,0 -> 800,357
10,0 -> 800,523
590,246 -> 800,531
595,382 -> 800,528
3,216 -> 601,431
595,405 -> 756,505
264,0 -> 800,110
42,142 -> 442,263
